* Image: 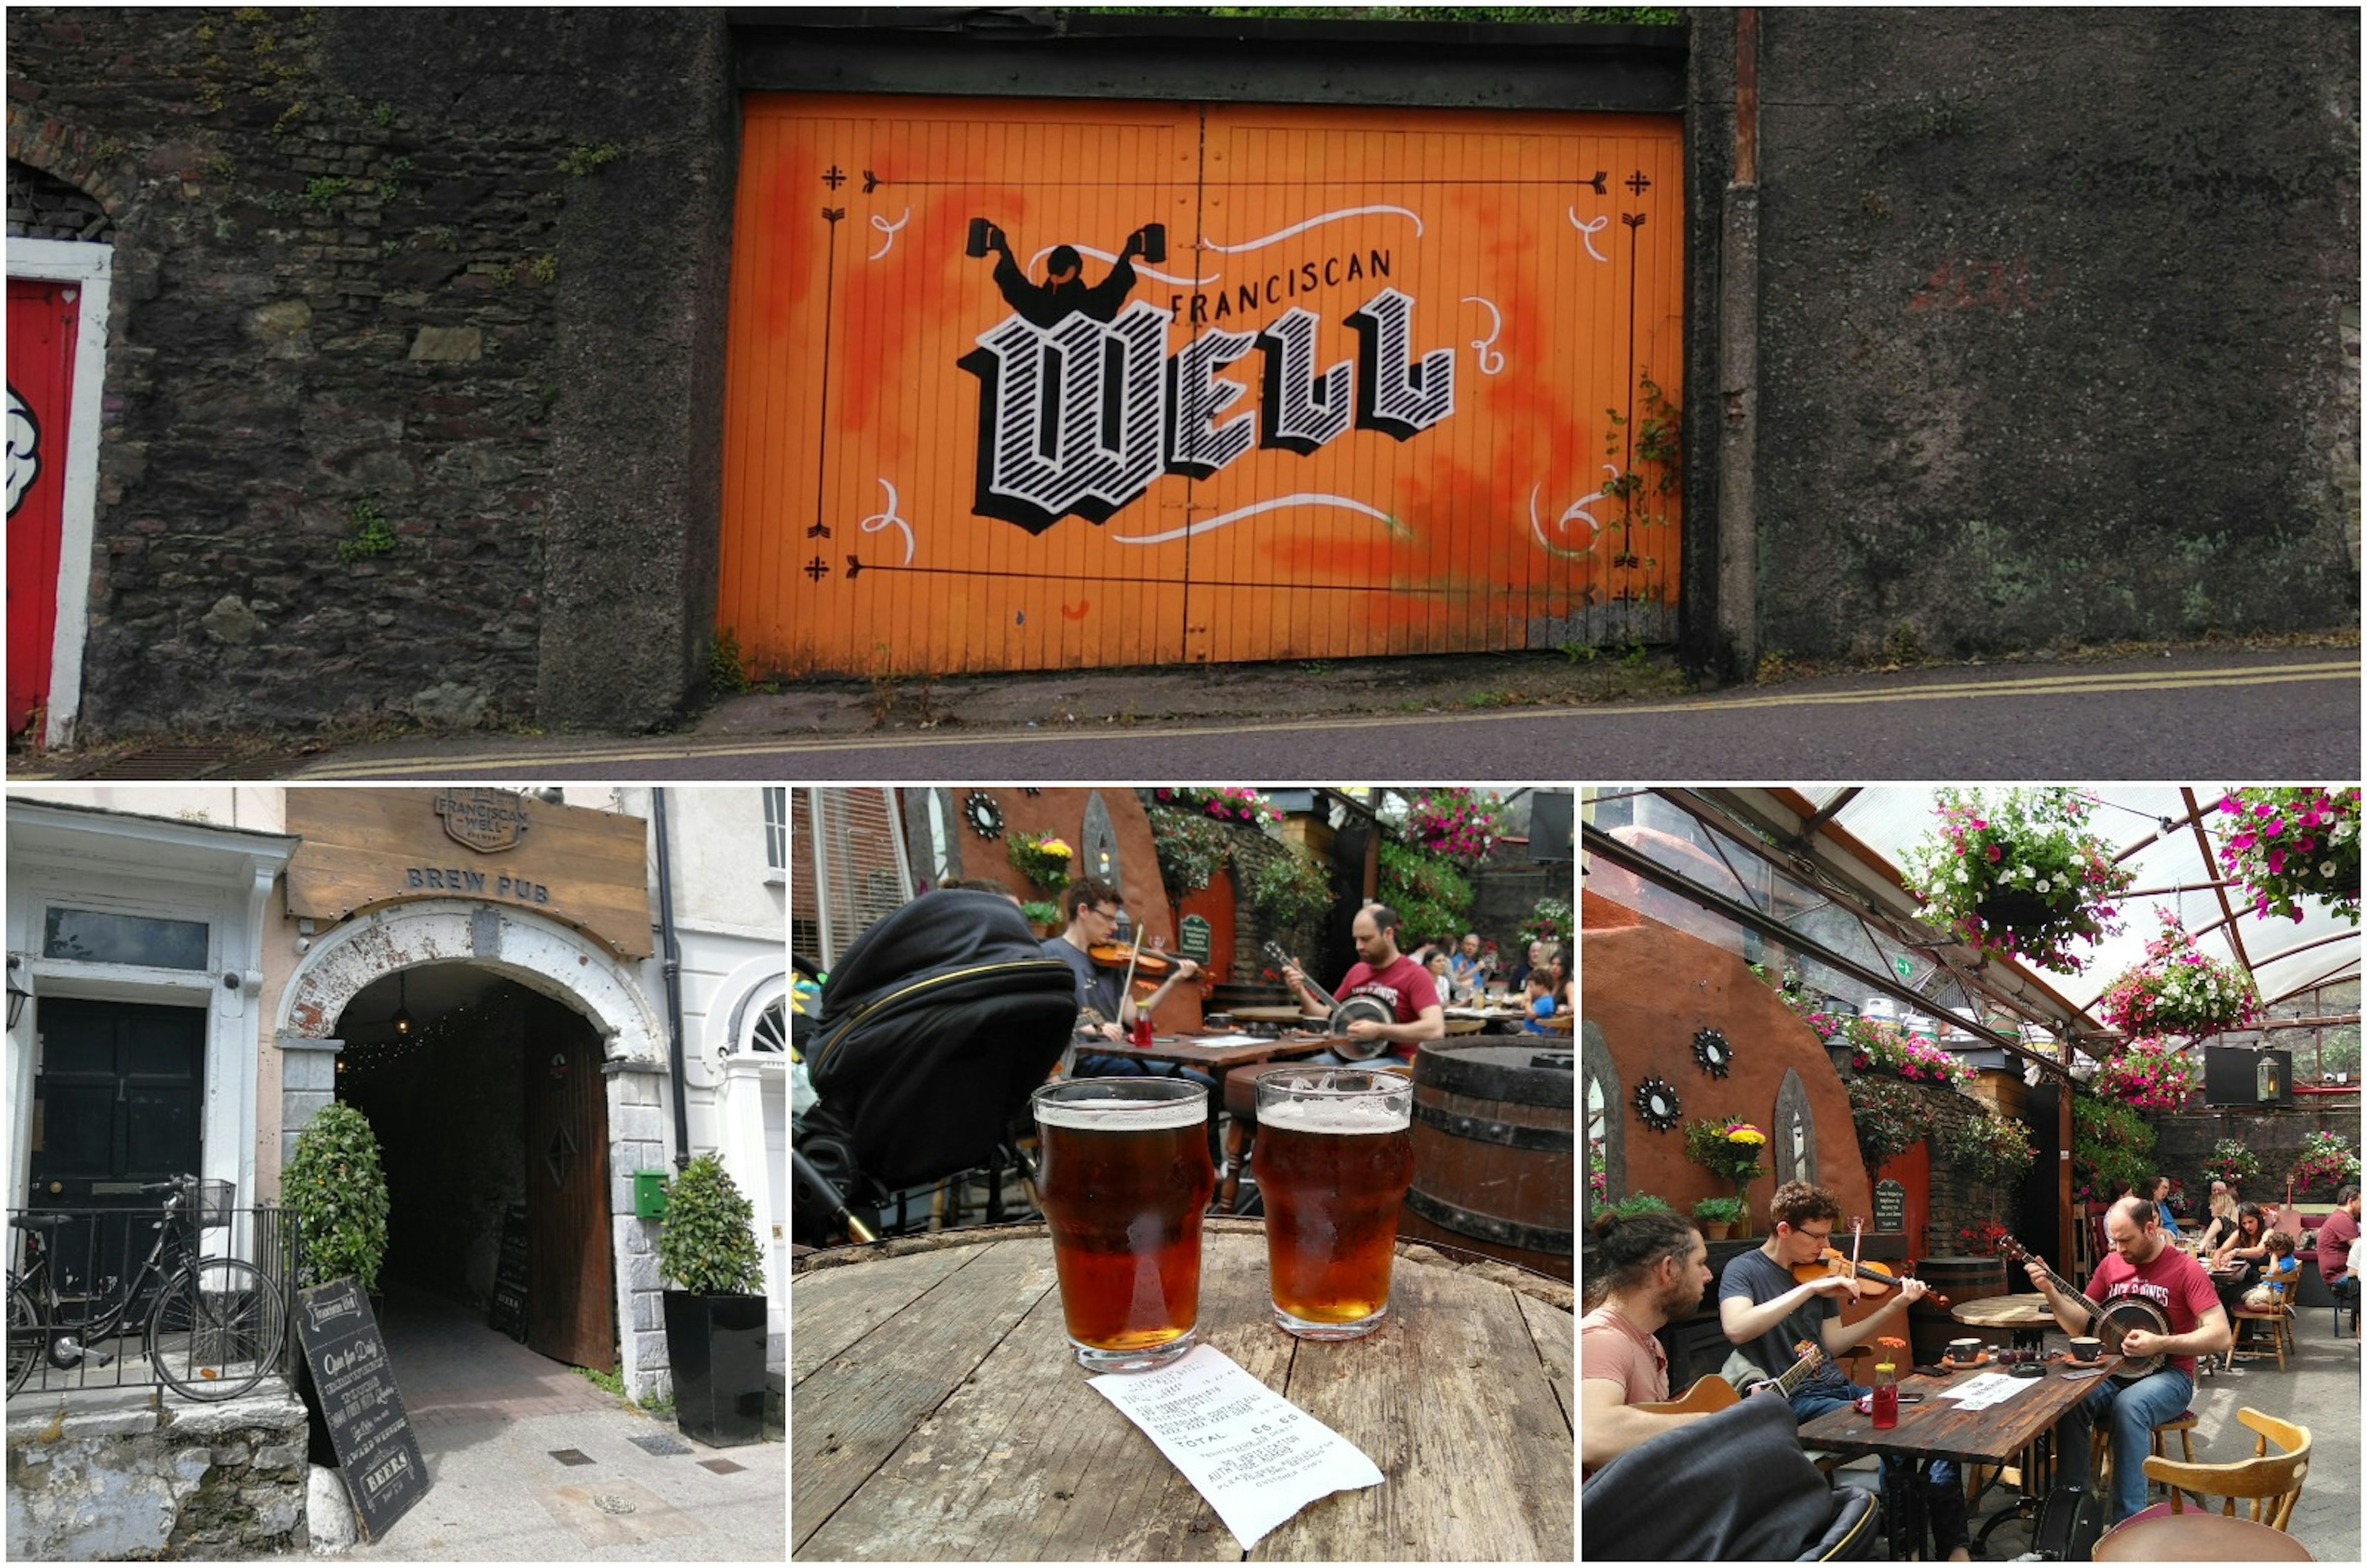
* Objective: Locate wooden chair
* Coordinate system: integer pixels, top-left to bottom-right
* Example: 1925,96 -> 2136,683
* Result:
2125,1408 -> 2311,1532
2087,1411 -> 2201,1504
2227,1299 -> 2295,1371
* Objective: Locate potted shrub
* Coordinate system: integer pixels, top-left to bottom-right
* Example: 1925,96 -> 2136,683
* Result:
1692,1196 -> 1746,1241
282,1101 -> 391,1466
657,1154 -> 769,1448
1682,1117 -> 1768,1237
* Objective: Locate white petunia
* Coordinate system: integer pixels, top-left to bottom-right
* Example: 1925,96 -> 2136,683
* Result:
2035,878 -> 2051,894
2323,860 -> 2339,877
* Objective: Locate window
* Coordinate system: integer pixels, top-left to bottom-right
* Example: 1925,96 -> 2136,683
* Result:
746,997 -> 786,1055
43,907 -> 208,970
763,787 -> 788,882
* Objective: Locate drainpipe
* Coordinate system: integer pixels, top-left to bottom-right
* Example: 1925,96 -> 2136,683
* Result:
652,788 -> 693,1172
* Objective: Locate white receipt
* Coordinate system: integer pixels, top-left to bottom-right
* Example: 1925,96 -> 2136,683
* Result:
1088,1344 -> 1384,1549
1188,1034 -> 1272,1047
1935,1371 -> 2037,1411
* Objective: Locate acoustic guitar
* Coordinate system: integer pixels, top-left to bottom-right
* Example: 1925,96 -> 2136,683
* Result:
1635,1337 -> 1833,1415
1997,1235 -> 2168,1383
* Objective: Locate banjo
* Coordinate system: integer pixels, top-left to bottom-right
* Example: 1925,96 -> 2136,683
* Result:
1997,1236 -> 2169,1383
1262,941 -> 1393,1062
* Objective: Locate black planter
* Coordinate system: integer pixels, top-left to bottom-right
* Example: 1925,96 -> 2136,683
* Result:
1975,886 -> 2061,933
663,1290 -> 769,1448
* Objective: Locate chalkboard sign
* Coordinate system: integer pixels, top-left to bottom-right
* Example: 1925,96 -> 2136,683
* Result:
1177,914 -> 1213,966
296,1280 -> 430,1543
489,1206 -> 528,1342
1874,1179 -> 1908,1236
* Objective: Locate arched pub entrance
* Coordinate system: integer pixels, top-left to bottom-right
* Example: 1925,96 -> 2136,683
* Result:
275,897 -> 672,1398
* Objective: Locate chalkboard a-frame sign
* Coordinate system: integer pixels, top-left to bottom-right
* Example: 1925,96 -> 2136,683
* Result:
296,1280 -> 430,1542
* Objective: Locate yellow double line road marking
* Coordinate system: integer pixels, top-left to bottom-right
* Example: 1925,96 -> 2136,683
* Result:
293,659 -> 2358,777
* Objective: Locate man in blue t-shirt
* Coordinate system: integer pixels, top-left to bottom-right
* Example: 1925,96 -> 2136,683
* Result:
1719,1180 -> 1970,1561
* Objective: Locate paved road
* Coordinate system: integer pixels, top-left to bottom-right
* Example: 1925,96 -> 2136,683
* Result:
292,653 -> 2359,781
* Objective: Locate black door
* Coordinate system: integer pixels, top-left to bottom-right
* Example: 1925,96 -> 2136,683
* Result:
29,998 -> 206,1303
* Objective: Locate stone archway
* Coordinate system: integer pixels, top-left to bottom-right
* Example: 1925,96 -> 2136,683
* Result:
273,897 -> 676,1399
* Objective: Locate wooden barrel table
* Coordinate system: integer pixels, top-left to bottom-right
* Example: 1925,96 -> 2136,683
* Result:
791,1219 -> 1573,1560
1396,1042 -> 1574,1282
1907,1254 -> 2007,1365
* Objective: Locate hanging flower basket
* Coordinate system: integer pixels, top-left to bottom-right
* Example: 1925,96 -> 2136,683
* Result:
2088,1035 -> 2200,1112
2096,911 -> 2262,1041
2201,1136 -> 2263,1191
2289,1130 -> 2361,1196
1902,788 -> 2135,974
2216,786 -> 2361,926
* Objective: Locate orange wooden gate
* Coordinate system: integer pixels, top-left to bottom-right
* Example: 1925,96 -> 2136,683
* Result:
8,279 -> 78,733
720,94 -> 1683,676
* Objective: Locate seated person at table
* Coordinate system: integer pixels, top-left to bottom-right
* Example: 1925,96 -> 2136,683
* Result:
1521,968 -> 1559,1032
1425,949 -> 1457,1002
1719,1180 -> 1971,1561
1043,878 -> 1217,1149
1277,903 -> 1445,1063
2024,1194 -> 2230,1526
2315,1183 -> 2360,1299
2242,1230 -> 2300,1311
2146,1174 -> 2180,1235
1447,932 -> 1485,994
2196,1180 -> 2238,1250
1581,1210 -> 1723,1477
2209,1201 -> 2271,1313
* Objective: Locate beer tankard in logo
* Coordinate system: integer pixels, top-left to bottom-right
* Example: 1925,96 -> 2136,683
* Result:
1031,1077 -> 1215,1372
1254,1067 -> 1416,1340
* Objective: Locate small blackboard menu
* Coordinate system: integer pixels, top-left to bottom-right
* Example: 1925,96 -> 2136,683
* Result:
296,1280 -> 429,1543
1874,1179 -> 1908,1236
489,1207 -> 528,1343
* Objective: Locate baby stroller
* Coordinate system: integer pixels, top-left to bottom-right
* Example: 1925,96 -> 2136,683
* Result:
794,889 -> 1080,1244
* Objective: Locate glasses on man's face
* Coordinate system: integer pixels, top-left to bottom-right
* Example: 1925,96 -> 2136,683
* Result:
1795,1228 -> 1834,1246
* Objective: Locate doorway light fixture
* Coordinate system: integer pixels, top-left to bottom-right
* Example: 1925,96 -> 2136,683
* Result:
6,956 -> 28,1030
392,970 -> 414,1037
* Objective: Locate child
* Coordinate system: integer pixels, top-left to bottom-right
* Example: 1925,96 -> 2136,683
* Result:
1523,970 -> 1558,1032
2244,1230 -> 2300,1312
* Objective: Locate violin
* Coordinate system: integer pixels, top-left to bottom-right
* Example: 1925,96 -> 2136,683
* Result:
1086,942 -> 1173,978
1793,1248 -> 1901,1295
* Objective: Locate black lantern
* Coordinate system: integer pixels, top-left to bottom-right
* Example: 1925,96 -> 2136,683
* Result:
392,970 -> 414,1037
6,957 -> 28,1030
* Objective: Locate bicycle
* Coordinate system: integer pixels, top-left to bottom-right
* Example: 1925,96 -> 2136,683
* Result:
7,1175 -> 286,1401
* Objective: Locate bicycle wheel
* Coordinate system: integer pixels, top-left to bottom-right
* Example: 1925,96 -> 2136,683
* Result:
147,1257 -> 285,1401
7,1278 -> 39,1395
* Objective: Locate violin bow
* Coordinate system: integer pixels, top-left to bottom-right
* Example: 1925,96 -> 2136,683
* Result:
1850,1215 -> 1865,1282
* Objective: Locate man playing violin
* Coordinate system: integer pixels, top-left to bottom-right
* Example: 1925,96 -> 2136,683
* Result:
2022,1193 -> 2230,1526
1719,1180 -> 1971,1561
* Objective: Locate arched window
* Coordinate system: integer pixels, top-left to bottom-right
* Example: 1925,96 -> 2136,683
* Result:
742,995 -> 786,1056
1775,1067 -> 1816,1188
1583,1021 -> 1622,1215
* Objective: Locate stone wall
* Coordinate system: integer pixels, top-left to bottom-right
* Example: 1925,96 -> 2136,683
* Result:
4,6 -> 734,738
6,157 -> 111,240
2150,1101 -> 2365,1204
6,1386 -> 308,1560
1688,7 -> 2360,674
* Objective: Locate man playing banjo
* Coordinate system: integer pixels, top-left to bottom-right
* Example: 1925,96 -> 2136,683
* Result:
2021,1193 -> 2231,1526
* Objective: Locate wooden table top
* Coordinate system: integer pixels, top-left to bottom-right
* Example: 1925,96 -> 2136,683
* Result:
1089,1034 -> 1348,1070
2093,1511 -> 2315,1561
791,1219 -> 1574,1560
1951,1294 -> 2061,1329
1795,1357 -> 2123,1466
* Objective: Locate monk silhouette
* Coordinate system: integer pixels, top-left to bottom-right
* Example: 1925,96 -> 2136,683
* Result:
971,221 -> 1154,327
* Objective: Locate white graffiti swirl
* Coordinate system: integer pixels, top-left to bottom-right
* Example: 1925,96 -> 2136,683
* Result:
1461,295 -> 1505,375
1567,207 -> 1611,264
1025,243 -> 1219,288
6,384 -> 38,517
1202,205 -> 1425,253
867,206 -> 912,261
1527,466 -> 1617,558
1113,492 -> 1399,545
859,478 -> 914,565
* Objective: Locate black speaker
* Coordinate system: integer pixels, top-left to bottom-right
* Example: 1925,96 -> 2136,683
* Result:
1531,790 -> 1574,860
2204,1045 -> 2293,1106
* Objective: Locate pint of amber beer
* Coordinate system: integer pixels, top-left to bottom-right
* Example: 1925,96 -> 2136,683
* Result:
1255,1068 -> 1415,1339
1031,1077 -> 1216,1372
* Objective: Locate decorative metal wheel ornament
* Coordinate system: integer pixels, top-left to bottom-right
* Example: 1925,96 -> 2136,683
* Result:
963,791 -> 1005,839
1693,1027 -> 1735,1079
1633,1075 -> 1683,1131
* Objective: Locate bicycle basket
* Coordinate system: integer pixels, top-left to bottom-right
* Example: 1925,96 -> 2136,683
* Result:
192,1179 -> 235,1230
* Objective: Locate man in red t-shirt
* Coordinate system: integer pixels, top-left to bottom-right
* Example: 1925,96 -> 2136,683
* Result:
1278,902 -> 1445,1062
2024,1194 -> 2231,1524
2315,1184 -> 2361,1287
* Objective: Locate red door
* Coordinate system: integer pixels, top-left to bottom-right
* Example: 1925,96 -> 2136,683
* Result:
7,279 -> 78,736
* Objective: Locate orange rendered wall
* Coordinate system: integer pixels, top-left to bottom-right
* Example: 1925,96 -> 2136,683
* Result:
721,94 -> 1685,675
1582,891 -> 1872,1225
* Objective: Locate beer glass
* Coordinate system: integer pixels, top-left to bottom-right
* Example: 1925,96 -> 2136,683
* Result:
1254,1067 -> 1415,1339
1031,1077 -> 1215,1372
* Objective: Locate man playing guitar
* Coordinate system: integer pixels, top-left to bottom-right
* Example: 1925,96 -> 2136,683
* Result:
2021,1193 -> 2231,1526
1580,1209 -> 1722,1477
1719,1180 -> 1971,1561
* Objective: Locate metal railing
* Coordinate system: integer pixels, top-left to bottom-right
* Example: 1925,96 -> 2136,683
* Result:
6,1202 -> 304,1398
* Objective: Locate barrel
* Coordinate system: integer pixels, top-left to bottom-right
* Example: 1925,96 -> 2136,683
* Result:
1907,1253 -> 2008,1364
1397,1042 -> 1574,1281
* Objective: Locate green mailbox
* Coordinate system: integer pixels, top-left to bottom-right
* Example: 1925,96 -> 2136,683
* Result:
633,1169 -> 671,1220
